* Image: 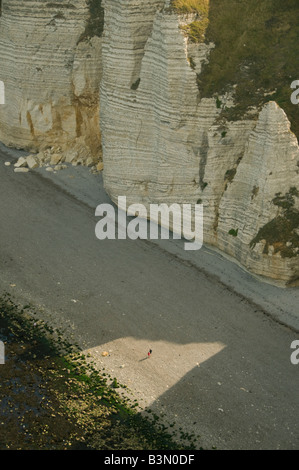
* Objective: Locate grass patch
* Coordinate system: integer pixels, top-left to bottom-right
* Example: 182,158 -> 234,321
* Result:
172,0 -> 209,15
180,18 -> 209,43
131,78 -> 141,91
224,168 -> 237,183
228,228 -> 239,237
172,0 -> 210,43
77,0 -> 104,44
250,187 -> 299,258
0,294 -> 201,450
192,0 -> 299,140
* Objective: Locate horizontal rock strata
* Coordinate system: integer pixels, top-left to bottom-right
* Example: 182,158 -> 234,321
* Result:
100,0 -> 299,285
0,0 -> 103,164
0,0 -> 298,285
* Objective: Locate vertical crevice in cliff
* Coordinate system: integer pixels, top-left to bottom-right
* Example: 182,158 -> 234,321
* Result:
199,131 -> 208,191
26,111 -> 35,138
130,0 -> 166,91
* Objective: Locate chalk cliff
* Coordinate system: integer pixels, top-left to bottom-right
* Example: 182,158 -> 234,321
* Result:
0,0 -> 103,164
100,0 -> 299,285
0,0 -> 298,285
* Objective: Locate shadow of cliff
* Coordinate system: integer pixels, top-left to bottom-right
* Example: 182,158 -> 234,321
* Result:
140,340 -> 299,450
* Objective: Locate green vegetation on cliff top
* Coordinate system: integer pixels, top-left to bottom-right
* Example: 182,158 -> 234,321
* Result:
172,0 -> 299,140
172,0 -> 210,42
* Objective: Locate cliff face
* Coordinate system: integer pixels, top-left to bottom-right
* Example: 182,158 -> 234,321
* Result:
0,0 -> 298,285
101,0 -> 299,285
0,0 -> 103,163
